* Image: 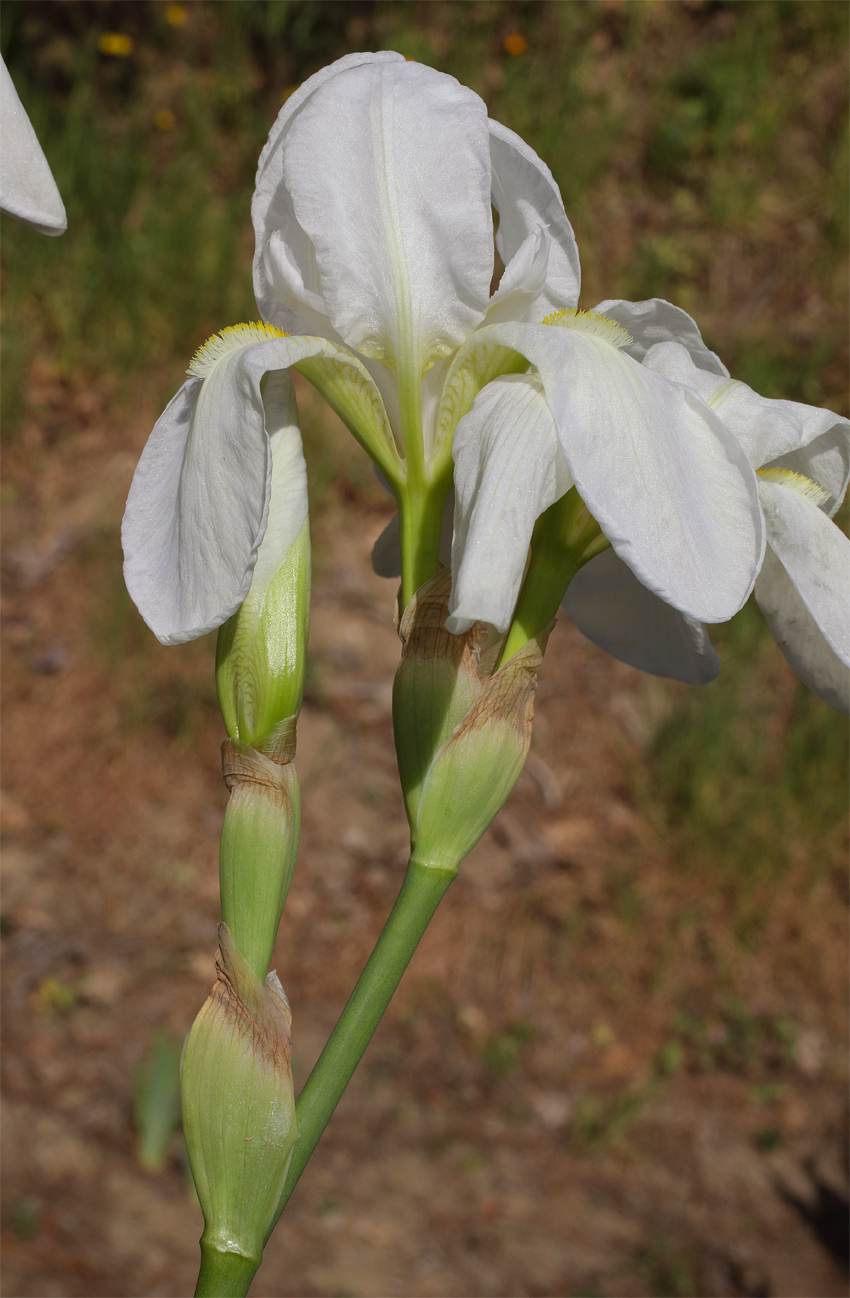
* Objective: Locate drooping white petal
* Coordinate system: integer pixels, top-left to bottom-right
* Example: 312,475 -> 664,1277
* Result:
593,298 -> 728,376
644,341 -> 850,511
562,548 -> 720,685
253,51 -> 403,332
755,546 -> 849,715
0,56 -> 66,235
480,321 -> 764,623
277,60 -> 493,373
447,374 -> 572,634
123,332 -> 377,645
757,478 -> 850,668
489,119 -> 580,319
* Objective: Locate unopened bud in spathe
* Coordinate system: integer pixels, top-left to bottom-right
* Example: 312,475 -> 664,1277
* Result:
181,924 -> 298,1275
216,372 -> 310,758
393,570 -> 549,875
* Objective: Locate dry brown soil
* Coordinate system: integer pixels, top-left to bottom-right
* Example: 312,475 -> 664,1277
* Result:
1,377 -> 848,1297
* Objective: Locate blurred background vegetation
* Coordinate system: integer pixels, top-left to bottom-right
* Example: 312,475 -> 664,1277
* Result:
2,0 -> 846,926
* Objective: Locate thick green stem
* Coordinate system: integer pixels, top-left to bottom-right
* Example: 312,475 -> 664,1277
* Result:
398,479 -> 452,607
265,859 -> 455,1239
195,1239 -> 260,1297
500,489 -> 610,666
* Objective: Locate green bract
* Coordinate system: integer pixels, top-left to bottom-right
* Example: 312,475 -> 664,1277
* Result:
181,925 -> 298,1284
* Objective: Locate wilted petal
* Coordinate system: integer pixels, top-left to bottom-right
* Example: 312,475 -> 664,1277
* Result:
482,321 -> 764,623
755,547 -> 849,715
489,119 -> 580,319
123,332 -> 377,644
447,374 -> 572,634
757,478 -> 849,669
645,341 -> 850,510
0,56 -> 66,235
562,548 -> 720,685
278,60 -> 493,372
594,297 -> 728,376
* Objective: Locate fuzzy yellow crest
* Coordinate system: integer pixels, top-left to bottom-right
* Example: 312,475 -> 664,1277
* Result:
541,308 -> 633,350
188,322 -> 289,378
757,467 -> 829,508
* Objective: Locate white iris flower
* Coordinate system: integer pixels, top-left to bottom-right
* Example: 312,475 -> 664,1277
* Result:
0,55 -> 66,235
123,53 -> 764,662
123,50 -> 581,642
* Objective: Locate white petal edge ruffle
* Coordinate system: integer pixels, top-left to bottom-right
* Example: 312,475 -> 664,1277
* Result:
593,297 -> 728,376
488,119 -> 580,321
644,340 -> 850,511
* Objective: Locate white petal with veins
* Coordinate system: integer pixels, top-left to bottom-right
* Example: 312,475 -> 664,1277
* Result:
479,320 -> 764,623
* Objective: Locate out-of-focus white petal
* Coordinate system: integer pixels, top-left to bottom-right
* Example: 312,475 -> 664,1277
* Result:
447,374 -> 572,634
123,332 -> 374,644
482,320 -> 764,623
562,548 -> 720,685
489,119 -> 580,319
757,479 -> 849,668
0,56 -> 66,235
645,340 -> 850,511
755,546 -> 849,716
253,51 -> 403,332
594,297 -> 728,376
278,60 -> 492,373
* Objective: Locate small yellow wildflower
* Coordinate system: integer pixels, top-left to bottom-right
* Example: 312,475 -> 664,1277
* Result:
165,4 -> 188,26
154,109 -> 177,132
98,32 -> 134,57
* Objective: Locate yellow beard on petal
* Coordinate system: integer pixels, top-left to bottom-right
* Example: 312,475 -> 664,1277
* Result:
188,322 -> 290,378
541,307 -> 633,350
757,466 -> 829,508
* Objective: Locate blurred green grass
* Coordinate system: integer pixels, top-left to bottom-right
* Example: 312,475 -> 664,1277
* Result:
2,0 -> 847,919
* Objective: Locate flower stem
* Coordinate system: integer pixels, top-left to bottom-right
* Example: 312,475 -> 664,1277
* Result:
265,859 -> 455,1240
398,479 -> 452,606
195,1240 -> 260,1297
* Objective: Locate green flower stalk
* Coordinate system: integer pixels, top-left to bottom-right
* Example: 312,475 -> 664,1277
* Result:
182,925 -> 298,1295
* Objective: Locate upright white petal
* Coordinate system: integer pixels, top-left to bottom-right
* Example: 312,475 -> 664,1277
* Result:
481,321 -> 764,623
755,547 -> 849,715
757,479 -> 850,668
489,120 -> 580,320
447,374 -> 572,634
123,333 -> 371,644
253,51 -> 403,333
644,340 -> 850,512
273,60 -> 493,374
594,298 -> 728,376
0,56 -> 66,235
562,548 -> 720,685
